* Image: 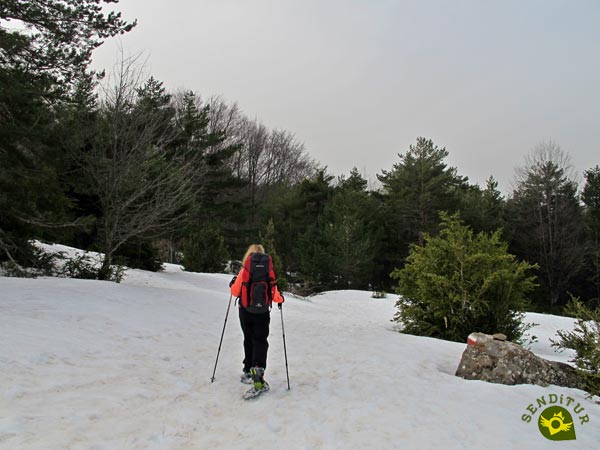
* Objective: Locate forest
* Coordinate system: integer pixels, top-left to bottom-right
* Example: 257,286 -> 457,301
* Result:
2,1 -> 600,316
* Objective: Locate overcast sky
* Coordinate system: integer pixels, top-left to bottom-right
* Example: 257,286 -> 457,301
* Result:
92,0 -> 600,193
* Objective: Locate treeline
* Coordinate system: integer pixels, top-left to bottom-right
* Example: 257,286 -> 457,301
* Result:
0,1 -> 316,278
2,1 -> 600,313
266,138 -> 600,313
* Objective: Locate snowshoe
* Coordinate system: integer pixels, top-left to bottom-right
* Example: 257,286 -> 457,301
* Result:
243,380 -> 270,400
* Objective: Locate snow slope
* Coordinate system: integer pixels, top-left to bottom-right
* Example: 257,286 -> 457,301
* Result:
1,262 -> 599,449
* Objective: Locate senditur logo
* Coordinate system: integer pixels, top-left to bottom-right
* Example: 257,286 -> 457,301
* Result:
538,407 -> 576,440
522,393 -> 591,441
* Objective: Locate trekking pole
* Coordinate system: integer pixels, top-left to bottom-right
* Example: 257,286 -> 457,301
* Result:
279,304 -> 291,390
211,293 -> 233,383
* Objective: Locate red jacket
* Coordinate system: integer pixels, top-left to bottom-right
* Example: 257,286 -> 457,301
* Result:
230,254 -> 284,307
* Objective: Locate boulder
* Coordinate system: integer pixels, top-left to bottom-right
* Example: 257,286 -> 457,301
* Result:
455,332 -> 585,390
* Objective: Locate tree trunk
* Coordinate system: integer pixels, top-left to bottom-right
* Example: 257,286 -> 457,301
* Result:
98,254 -> 112,280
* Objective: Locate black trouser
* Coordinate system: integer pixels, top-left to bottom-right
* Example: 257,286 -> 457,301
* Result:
238,307 -> 270,372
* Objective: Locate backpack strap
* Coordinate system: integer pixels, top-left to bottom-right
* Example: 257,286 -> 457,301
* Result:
239,255 -> 254,308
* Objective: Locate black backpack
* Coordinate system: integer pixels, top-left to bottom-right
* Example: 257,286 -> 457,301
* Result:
243,253 -> 273,314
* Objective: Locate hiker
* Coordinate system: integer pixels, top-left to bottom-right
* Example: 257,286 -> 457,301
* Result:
229,244 -> 284,395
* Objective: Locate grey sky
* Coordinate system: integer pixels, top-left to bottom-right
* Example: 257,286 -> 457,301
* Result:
92,0 -> 600,193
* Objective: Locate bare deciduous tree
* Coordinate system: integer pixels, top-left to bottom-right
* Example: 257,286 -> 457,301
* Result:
232,117 -> 317,211
200,96 -> 317,200
76,56 -> 197,279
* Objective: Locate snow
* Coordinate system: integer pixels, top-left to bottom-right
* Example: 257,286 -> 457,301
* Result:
1,252 -> 599,449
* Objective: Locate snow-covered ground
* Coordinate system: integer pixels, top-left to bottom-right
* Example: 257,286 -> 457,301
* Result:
1,249 -> 599,449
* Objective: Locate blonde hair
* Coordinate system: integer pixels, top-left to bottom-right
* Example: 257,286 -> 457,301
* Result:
242,244 -> 265,265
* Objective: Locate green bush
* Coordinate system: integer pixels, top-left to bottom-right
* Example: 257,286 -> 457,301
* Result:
552,298 -> 600,399
61,254 -> 99,279
182,226 -> 230,273
0,243 -> 60,277
61,254 -> 126,282
391,213 -> 537,343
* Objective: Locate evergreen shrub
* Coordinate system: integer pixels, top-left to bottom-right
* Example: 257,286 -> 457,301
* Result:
552,298 -> 600,399
182,226 -> 229,273
392,213 -> 537,343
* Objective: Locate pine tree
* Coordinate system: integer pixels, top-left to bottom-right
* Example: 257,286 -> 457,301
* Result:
1,1 -> 135,95
300,168 -> 381,290
282,170 -> 334,291
182,226 -> 230,273
582,166 -> 600,304
0,0 -> 135,268
457,176 -> 506,234
376,137 -> 469,287
172,91 -> 246,250
262,170 -> 334,283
